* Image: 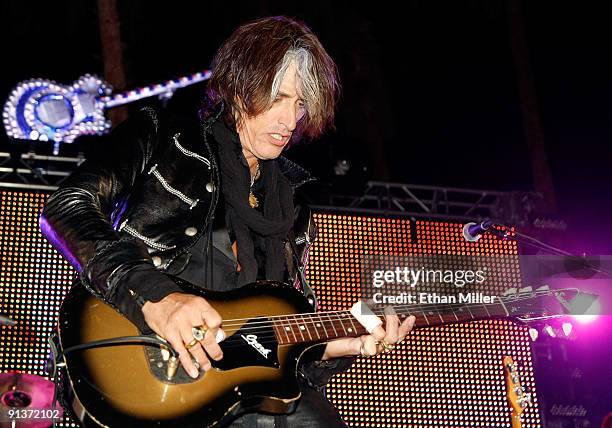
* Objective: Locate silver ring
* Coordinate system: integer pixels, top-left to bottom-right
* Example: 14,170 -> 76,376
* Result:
192,324 -> 208,341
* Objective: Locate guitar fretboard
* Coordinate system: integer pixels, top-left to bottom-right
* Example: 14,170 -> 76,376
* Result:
272,300 -> 509,345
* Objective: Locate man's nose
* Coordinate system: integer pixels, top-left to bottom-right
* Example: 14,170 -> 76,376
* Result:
279,104 -> 297,132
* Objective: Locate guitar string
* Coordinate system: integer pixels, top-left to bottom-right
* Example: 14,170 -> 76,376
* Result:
216,292 -> 541,329
148,293 -> 550,351
216,309 -> 495,339
219,305 -> 445,328
203,293 -> 545,346
222,319 -> 379,346
192,304 -> 508,350
209,303 -> 511,344
215,308 -> 527,343
158,296 -> 543,351
218,310 -> 494,340
218,304 -> 492,333
211,306 -> 518,349
217,290 -> 550,326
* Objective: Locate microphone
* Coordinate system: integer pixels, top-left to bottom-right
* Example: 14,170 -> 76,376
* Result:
462,220 -> 494,242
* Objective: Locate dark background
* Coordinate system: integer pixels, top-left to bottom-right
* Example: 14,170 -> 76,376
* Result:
2,0 -> 611,255
0,0 -> 612,254
1,1 -> 611,423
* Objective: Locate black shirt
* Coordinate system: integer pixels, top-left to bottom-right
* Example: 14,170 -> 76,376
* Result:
179,175 -> 268,291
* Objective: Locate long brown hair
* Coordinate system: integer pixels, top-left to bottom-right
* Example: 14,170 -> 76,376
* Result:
207,16 -> 340,141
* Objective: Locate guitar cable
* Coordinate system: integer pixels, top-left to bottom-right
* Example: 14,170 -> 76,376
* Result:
61,335 -> 179,358
46,334 -> 179,427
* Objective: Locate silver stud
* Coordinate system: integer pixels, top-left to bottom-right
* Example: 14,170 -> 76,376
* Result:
206,182 -> 215,193
185,227 -> 198,236
152,256 -> 162,267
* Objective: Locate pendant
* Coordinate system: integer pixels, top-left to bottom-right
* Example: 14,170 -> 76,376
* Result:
249,192 -> 259,209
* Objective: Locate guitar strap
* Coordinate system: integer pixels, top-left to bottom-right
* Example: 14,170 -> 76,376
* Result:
287,229 -> 318,311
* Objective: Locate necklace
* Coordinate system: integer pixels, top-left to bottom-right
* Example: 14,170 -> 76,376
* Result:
248,162 -> 260,209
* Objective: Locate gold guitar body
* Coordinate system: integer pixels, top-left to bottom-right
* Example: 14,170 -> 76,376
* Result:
58,280 -> 322,427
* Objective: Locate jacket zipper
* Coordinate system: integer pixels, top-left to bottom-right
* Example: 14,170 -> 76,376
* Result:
119,220 -> 177,251
148,164 -> 199,209
173,133 -> 211,168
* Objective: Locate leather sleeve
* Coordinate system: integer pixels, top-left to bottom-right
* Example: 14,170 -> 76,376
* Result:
40,108 -> 181,330
299,344 -> 355,390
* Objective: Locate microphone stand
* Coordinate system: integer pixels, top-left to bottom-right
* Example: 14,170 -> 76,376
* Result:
486,220 -> 612,278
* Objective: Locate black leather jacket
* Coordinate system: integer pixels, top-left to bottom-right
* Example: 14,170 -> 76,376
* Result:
41,105 -> 352,387
41,103 -> 318,324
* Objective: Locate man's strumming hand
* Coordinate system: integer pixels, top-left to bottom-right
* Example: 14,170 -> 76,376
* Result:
142,292 -> 225,378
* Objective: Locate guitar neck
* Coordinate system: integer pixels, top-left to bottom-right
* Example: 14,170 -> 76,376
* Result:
100,70 -> 211,109
273,298 -> 509,345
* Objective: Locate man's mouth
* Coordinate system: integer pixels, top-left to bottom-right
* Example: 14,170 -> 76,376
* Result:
269,133 -> 290,145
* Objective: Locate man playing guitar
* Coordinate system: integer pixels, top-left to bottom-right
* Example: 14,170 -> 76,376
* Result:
41,16 -> 414,427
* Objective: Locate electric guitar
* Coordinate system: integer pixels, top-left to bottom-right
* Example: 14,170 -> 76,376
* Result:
504,355 -> 532,428
57,279 -> 596,427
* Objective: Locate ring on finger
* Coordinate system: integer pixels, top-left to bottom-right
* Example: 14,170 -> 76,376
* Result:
380,340 -> 395,353
192,324 -> 208,342
359,343 -> 373,358
185,338 -> 199,350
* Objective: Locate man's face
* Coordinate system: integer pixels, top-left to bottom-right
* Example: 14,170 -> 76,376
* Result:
237,61 -> 306,162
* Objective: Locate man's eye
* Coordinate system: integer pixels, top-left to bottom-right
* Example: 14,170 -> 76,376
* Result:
297,103 -> 307,120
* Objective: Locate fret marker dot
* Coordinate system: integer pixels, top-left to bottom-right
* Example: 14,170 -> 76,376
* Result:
316,323 -> 321,327
348,327 -> 353,333
285,327 -> 291,331
299,325 -> 305,330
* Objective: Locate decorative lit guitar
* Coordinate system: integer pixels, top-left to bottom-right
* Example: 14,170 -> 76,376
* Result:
57,279 -> 596,427
504,355 -> 532,428
3,71 -> 210,147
